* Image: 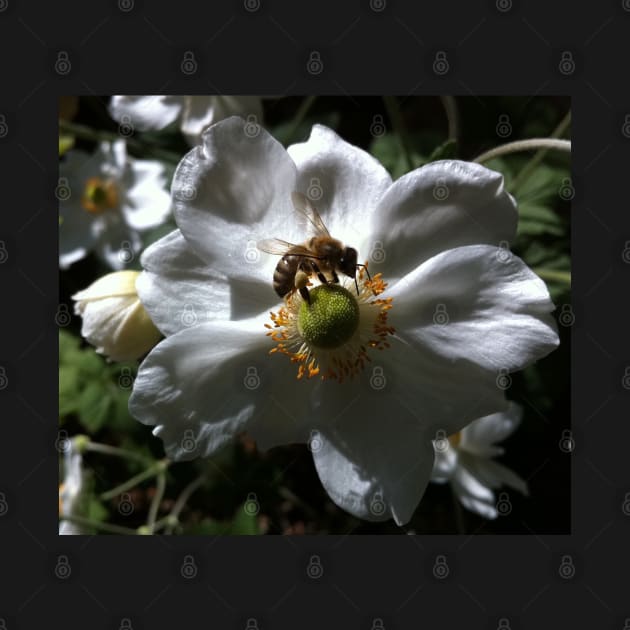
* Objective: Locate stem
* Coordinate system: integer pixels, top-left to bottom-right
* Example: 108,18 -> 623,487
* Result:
383,95 -> 415,173
439,95 -> 459,144
283,95 -> 317,144
58,120 -> 182,163
100,459 -> 169,502
473,138 -> 571,164
60,514 -> 138,535
164,473 -> 208,534
511,111 -> 572,194
85,441 -> 152,466
532,268 -> 571,285
146,471 -> 167,534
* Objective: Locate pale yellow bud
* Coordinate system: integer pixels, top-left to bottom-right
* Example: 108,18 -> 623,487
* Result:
72,270 -> 161,361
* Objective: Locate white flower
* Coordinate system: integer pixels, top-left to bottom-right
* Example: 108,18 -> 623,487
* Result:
431,403 -> 528,519
59,439 -> 88,535
72,270 -> 162,361
129,116 -> 559,526
59,139 -> 171,269
109,95 -> 264,146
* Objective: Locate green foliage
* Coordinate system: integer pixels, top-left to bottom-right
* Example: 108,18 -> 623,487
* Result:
58,330 -> 136,433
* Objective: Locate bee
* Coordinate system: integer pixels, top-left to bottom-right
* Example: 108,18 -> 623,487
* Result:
257,192 -> 369,304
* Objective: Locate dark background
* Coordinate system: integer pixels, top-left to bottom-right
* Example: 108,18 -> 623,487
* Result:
1,0 -> 628,628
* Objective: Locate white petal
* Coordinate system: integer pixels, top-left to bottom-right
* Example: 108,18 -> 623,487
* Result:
137,230 -> 230,336
378,336 -> 509,437
93,214 -> 142,270
431,445 -> 458,483
59,199 -> 96,268
120,159 -> 171,231
129,316 -> 312,460
371,160 -> 518,280
311,383 -> 436,525
452,466 -> 498,519
460,402 -> 523,457
461,453 -> 529,496
287,125 -> 392,252
180,96 -> 264,145
171,116 -> 298,283
109,95 -> 183,131
388,244 -> 559,373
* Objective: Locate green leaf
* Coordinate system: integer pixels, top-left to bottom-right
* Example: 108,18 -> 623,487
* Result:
369,133 -> 425,180
78,381 -> 112,433
424,138 -> 457,164
59,365 -> 80,417
59,134 -> 75,156
59,330 -> 81,363
229,504 -> 260,535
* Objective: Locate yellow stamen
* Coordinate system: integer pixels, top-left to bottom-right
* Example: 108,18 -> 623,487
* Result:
266,264 -> 395,382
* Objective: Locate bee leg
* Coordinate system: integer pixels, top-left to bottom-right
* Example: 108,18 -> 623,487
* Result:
331,269 -> 340,284
295,270 -> 311,305
299,286 -> 311,304
356,264 -> 375,295
310,261 -> 328,285
354,275 -> 360,295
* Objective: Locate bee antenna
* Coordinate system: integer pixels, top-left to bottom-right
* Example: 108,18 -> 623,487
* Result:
355,263 -> 372,281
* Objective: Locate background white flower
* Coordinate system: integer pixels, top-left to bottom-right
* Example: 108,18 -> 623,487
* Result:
431,403 -> 529,519
129,116 -> 559,526
59,139 -> 171,270
72,270 -> 162,361
109,95 -> 264,146
59,440 -> 88,535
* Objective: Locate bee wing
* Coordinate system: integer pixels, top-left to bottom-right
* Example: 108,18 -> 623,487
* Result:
256,238 -> 322,259
291,191 -> 331,237
256,238 -> 298,255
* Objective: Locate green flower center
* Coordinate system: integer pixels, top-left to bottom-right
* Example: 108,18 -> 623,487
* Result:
297,284 -> 359,349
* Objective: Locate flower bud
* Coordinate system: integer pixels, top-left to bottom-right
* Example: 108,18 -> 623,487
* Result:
72,270 -> 161,361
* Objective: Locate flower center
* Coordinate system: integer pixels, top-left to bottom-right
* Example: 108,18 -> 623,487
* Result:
297,284 -> 359,349
266,265 -> 395,382
81,177 -> 119,214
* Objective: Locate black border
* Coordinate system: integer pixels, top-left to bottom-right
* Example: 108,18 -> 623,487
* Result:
2,0 -> 629,628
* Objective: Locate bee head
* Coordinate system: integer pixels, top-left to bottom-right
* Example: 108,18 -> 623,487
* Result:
339,247 -> 358,278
